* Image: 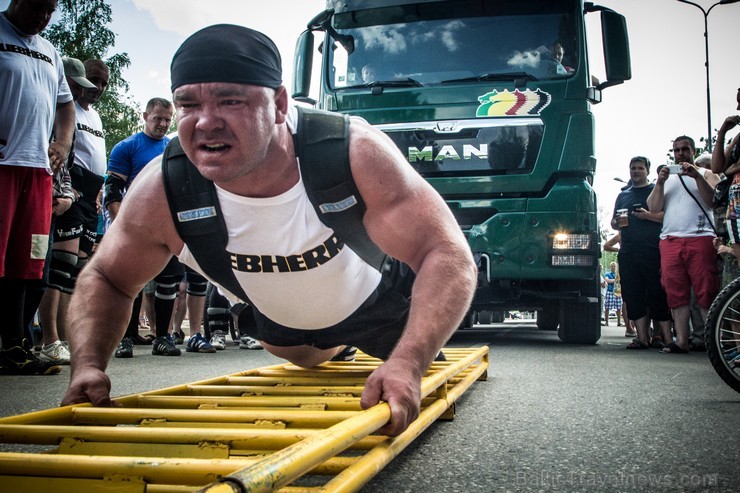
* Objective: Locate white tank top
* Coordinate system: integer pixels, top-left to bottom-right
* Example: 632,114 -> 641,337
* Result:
178,107 -> 382,329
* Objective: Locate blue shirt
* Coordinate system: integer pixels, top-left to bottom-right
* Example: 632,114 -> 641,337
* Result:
107,132 -> 170,186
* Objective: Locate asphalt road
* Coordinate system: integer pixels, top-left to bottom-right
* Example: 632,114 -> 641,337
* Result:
1,321 -> 738,492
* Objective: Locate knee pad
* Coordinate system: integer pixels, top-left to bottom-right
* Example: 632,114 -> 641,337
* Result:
48,251 -> 79,294
73,255 -> 89,279
155,275 -> 180,300
186,278 -> 208,297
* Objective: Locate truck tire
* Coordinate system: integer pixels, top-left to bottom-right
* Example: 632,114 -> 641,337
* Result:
557,279 -> 601,344
536,306 -> 559,331
477,311 -> 494,325
491,311 -> 505,324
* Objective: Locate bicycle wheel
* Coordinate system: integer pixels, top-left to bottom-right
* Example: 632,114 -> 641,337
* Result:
705,276 -> 740,393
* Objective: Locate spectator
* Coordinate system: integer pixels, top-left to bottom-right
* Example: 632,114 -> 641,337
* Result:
602,233 -> 636,335
0,0 -> 75,375
103,98 -> 175,358
611,156 -> 672,349
38,58 -> 109,365
61,24 -> 476,437
647,136 -> 720,353
711,88 -> 740,262
603,261 -> 623,327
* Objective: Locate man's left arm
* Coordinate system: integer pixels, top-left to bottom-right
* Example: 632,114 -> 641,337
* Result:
348,118 -> 477,436
50,100 -> 75,173
686,164 -> 719,208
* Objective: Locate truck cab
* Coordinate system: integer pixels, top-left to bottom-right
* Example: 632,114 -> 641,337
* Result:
294,0 -> 631,344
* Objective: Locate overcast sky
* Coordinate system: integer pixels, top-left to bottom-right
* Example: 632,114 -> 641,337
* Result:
4,0 -> 737,227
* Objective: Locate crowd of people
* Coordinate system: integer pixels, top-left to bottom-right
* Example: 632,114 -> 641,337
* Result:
603,95 -> 740,354
1,0 -> 738,437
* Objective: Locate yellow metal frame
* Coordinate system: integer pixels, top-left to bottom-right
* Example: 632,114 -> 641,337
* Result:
0,346 -> 488,492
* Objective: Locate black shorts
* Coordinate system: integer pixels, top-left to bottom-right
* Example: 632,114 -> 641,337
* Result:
238,259 -> 414,360
53,198 -> 98,256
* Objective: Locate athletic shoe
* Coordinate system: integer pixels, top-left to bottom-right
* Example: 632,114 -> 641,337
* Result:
239,335 -> 263,350
38,340 -> 71,365
209,332 -> 226,350
0,343 -> 62,375
152,336 -> 181,356
114,337 -> 134,359
172,329 -> 185,345
186,333 -> 216,353
330,345 -> 357,362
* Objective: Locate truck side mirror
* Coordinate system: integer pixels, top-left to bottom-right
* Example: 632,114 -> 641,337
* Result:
292,30 -> 315,103
598,9 -> 631,90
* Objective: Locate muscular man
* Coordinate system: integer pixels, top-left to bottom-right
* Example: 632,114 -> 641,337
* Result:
647,136 -> 720,353
62,25 -> 476,436
0,0 -> 75,375
38,58 -> 109,365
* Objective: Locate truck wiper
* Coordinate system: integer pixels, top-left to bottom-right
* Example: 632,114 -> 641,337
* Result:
441,72 -> 538,83
359,78 -> 424,88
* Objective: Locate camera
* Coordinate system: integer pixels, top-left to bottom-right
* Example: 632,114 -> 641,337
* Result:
667,164 -> 683,174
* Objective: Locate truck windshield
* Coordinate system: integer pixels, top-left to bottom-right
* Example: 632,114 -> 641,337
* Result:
328,0 -> 578,89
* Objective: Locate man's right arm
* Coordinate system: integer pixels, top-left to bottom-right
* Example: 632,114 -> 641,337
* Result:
647,168 -> 669,213
62,162 -> 180,407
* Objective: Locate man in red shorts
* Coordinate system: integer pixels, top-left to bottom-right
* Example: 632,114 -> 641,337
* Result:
647,136 -> 720,353
0,0 -> 76,374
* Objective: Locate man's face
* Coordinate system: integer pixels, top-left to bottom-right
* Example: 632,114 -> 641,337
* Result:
672,139 -> 694,164
65,77 -> 84,101
552,44 -> 564,63
80,63 -> 109,106
143,105 -> 174,140
610,263 -> 616,273
6,0 -> 56,35
629,160 -> 649,186
173,82 -> 286,184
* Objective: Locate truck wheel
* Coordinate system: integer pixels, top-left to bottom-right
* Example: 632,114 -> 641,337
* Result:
491,311 -> 505,324
536,306 -> 559,331
477,311 -> 494,325
557,280 -> 601,344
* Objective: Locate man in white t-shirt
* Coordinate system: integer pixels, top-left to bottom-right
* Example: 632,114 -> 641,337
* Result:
61,25 -> 476,437
38,58 -> 109,365
647,135 -> 720,353
0,0 -> 75,376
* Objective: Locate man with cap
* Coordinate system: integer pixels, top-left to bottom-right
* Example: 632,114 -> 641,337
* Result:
36,58 -> 109,365
61,25 -> 476,437
0,0 -> 75,375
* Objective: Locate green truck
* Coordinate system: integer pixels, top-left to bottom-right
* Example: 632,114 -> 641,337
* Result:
293,0 -> 631,344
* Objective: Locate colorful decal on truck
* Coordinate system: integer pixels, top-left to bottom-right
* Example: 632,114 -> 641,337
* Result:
476,89 -> 551,117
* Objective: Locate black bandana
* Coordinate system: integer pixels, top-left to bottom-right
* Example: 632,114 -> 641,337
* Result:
170,24 -> 282,92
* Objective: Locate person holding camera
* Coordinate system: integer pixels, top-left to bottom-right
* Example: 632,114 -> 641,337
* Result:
611,156 -> 672,350
647,136 -> 720,353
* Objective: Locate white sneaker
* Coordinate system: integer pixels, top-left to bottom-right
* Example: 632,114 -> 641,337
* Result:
239,335 -> 263,350
38,340 -> 71,365
209,332 -> 226,350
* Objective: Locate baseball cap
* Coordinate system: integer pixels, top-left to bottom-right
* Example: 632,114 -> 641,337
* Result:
62,57 -> 96,89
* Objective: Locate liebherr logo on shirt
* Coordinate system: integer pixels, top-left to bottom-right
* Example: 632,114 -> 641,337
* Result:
0,42 -> 53,64
77,122 -> 104,138
230,235 -> 344,273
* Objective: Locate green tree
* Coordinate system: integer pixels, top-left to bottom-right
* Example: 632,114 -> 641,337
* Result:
45,0 -> 140,156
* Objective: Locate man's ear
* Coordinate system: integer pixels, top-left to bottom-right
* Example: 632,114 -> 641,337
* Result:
142,112 -> 149,123
274,86 -> 289,124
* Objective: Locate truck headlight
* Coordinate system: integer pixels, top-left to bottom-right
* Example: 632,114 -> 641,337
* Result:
548,232 -> 597,267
